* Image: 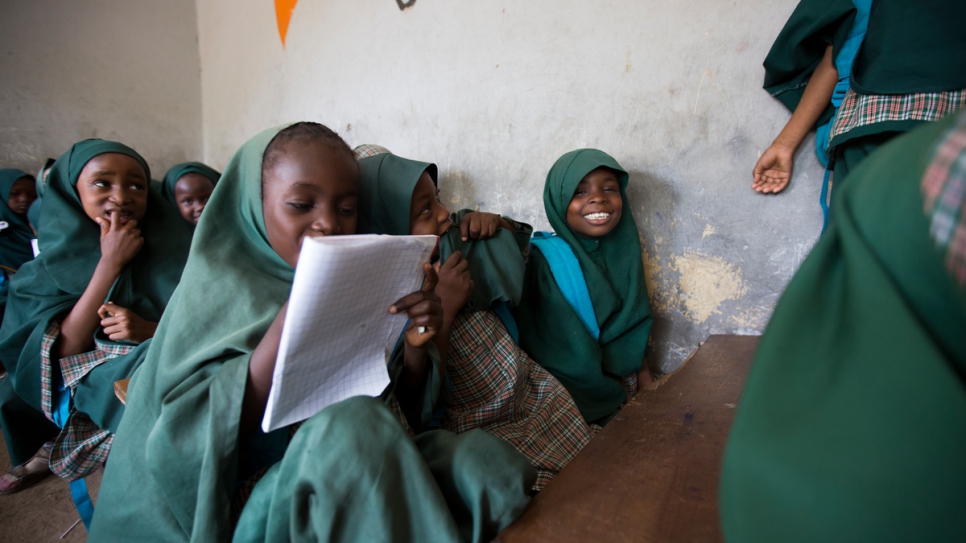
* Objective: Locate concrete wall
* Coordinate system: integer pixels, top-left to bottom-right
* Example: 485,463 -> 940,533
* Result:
0,0 -> 203,178
213,0 -> 820,372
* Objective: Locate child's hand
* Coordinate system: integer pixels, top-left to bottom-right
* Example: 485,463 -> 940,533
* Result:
95,213 -> 144,270
752,143 -> 795,194
436,251 -> 474,315
390,263 -> 444,348
98,302 -> 158,343
460,212 -> 512,241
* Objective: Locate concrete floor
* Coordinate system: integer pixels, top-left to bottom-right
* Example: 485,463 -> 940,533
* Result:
0,434 -> 101,543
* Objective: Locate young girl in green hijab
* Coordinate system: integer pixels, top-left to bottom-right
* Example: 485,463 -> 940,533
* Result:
91,123 -> 536,543
160,161 -> 221,226
358,151 -> 592,491
0,169 -> 39,318
516,149 -> 653,426
0,139 -> 193,487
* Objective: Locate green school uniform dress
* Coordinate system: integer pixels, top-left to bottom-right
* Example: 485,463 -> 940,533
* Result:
160,161 -> 221,211
720,112 -> 966,542
0,141 -> 192,479
515,149 -> 652,426
90,126 -> 535,543
0,169 -> 57,467
358,152 -> 592,491
765,0 -> 966,203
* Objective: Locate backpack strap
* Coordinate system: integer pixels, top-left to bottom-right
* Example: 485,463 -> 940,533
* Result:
530,232 -> 600,340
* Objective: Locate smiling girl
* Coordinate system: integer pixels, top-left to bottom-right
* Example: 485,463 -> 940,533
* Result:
0,140 -> 192,488
516,149 -> 653,426
358,152 -> 592,491
160,162 -> 220,226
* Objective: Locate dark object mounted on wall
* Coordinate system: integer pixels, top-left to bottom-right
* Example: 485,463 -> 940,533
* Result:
396,0 -> 416,10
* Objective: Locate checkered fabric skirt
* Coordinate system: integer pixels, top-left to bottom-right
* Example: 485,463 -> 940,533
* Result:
443,310 -> 593,491
39,321 -> 134,480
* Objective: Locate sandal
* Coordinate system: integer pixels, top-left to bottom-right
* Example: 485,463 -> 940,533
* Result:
0,443 -> 52,495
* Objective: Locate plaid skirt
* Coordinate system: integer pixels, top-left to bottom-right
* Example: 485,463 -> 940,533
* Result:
443,310 -> 593,491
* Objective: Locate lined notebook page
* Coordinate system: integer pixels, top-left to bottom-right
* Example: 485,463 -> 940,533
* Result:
261,234 -> 437,432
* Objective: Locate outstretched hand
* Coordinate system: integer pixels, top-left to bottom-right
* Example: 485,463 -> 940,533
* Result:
752,143 -> 795,194
98,302 -> 158,343
390,263 -> 444,348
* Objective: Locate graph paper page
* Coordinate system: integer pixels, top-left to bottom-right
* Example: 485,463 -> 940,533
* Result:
261,234 -> 437,432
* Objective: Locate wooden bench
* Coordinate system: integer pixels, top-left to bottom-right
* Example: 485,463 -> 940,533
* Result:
496,334 -> 759,543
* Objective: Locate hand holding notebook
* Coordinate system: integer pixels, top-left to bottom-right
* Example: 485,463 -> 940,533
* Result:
262,234 -> 437,432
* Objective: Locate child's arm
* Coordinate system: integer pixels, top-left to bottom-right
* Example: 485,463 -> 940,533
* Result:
55,213 -> 143,359
389,263 -> 444,428
240,302 -> 288,438
459,211 -> 518,241
431,251 -> 474,369
97,302 -> 158,343
752,44 -> 838,195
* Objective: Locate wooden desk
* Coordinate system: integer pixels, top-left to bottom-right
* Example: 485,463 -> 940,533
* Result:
496,334 -> 759,543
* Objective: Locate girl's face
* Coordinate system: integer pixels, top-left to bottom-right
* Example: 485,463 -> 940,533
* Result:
174,173 -> 215,225
409,173 -> 452,236
565,167 -> 623,238
262,141 -> 360,268
76,153 -> 149,225
8,177 -> 37,215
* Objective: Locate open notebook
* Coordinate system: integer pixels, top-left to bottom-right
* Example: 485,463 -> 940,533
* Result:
261,234 -> 437,432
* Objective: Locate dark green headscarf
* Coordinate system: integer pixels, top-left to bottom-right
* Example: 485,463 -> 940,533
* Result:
90,126 -> 296,541
721,105 -> 966,543
0,169 -> 37,273
358,153 -> 529,311
516,149 -> 652,424
160,161 -> 221,208
0,140 -> 192,426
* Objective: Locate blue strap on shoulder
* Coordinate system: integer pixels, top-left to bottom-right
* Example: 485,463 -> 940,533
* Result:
530,232 -> 600,340
815,0 -> 873,222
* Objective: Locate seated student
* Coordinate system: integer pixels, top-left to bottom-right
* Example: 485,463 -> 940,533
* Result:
721,111 -> 966,542
0,169 -> 39,319
515,150 -> 653,426
160,161 -> 220,226
357,150 -> 592,490
0,140 -> 192,489
90,122 -> 535,543
0,168 -> 45,495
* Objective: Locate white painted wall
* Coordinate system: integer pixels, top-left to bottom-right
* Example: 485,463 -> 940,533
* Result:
198,0 -> 824,371
0,0 -> 203,177
2,0 -> 822,372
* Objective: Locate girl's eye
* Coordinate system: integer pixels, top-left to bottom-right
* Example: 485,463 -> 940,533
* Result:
287,202 -> 312,211
93,180 -> 109,188
420,203 -> 432,215
338,207 -> 356,216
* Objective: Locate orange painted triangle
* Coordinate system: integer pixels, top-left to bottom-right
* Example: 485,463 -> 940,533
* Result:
275,0 -> 299,48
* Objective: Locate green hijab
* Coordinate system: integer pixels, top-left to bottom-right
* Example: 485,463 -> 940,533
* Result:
0,169 -> 37,273
0,140 -> 192,418
358,153 -> 529,311
516,149 -> 652,424
160,161 -> 221,209
721,113 -> 966,541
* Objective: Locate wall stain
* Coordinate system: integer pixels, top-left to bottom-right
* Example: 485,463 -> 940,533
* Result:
669,250 -> 746,323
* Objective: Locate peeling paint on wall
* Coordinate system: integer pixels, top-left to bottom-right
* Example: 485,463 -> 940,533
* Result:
670,250 -> 747,323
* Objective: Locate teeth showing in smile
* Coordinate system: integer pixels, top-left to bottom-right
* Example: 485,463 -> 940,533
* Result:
584,212 -> 610,221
